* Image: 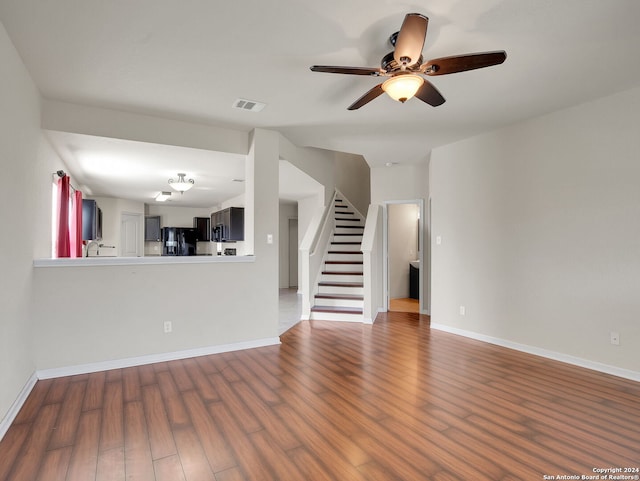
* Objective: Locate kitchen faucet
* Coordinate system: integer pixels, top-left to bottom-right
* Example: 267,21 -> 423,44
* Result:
85,240 -> 100,257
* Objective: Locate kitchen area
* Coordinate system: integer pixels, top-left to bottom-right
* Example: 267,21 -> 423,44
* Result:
82,196 -> 245,258
143,205 -> 244,257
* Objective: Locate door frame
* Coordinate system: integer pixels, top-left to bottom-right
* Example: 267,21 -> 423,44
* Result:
382,199 -> 426,314
288,217 -> 299,289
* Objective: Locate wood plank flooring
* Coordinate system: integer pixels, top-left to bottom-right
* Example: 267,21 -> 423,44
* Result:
1,311 -> 639,480
389,297 -> 420,313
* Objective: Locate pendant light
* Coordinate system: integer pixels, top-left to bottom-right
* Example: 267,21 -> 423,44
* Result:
168,173 -> 195,192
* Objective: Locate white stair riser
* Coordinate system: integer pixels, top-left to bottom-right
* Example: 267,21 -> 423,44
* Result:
318,285 -> 364,295
314,298 -> 364,308
324,263 -> 363,273
326,253 -> 363,262
332,235 -> 363,243
335,224 -> 364,231
329,243 -> 361,252
321,273 -> 363,283
309,312 -> 364,322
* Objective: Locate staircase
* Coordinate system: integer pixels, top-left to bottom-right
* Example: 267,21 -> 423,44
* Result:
310,196 -> 365,322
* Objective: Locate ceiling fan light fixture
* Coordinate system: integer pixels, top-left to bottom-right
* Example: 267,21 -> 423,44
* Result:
168,173 -> 195,192
382,74 -> 424,103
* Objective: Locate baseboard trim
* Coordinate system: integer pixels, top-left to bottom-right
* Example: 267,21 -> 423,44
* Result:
430,323 -> 640,383
0,372 -> 38,441
36,337 -> 281,380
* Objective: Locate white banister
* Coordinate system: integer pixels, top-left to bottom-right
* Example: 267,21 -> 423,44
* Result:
361,204 -> 384,323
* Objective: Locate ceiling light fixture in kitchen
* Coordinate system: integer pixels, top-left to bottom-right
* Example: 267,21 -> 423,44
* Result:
155,191 -> 172,202
168,173 -> 195,192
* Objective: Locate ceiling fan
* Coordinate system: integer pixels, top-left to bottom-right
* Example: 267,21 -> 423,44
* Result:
310,13 -> 506,110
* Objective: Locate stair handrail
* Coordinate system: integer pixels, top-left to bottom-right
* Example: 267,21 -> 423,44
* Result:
309,190 -> 338,255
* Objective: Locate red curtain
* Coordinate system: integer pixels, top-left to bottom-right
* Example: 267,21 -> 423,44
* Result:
56,176 -> 71,257
55,175 -> 83,258
70,190 -> 83,257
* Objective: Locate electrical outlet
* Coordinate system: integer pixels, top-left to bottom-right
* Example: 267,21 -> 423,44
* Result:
459,306 -> 466,316
610,331 -> 620,345
164,321 -> 172,333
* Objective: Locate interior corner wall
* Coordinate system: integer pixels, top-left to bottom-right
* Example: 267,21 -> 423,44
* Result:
0,22 -> 41,427
279,135 -> 335,206
333,151 -> 370,216
430,85 -> 640,373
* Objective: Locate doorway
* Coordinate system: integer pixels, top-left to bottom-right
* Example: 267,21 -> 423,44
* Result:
385,201 -> 423,313
120,212 -> 142,257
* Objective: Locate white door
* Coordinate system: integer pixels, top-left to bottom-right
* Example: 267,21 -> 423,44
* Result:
121,213 -> 141,257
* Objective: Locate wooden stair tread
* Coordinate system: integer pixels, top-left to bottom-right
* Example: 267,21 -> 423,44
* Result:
334,233 -> 363,236
328,250 -> 363,255
311,306 -> 363,314
318,281 -> 364,287
322,271 -> 362,276
334,225 -> 364,229
315,293 -> 363,300
331,241 -> 361,245
325,261 -> 363,265
335,217 -> 361,222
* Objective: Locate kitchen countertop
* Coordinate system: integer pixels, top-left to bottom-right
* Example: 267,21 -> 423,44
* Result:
34,255 -> 254,267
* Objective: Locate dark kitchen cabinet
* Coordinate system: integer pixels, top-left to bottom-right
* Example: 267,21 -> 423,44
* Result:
82,199 -> 102,241
144,216 -> 161,241
211,207 -> 244,242
193,217 -> 210,241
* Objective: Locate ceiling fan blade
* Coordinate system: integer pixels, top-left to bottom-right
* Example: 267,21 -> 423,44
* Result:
423,50 -> 507,75
310,65 -> 382,76
415,79 -> 445,107
393,13 -> 428,67
347,84 -> 385,110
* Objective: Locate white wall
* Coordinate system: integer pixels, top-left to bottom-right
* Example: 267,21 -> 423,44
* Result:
333,151 -> 371,216
146,204 -> 211,228
371,162 -> 430,310
371,162 -> 428,205
0,23 -> 45,428
86,196 -> 145,257
430,85 -> 640,374
42,99 -> 249,156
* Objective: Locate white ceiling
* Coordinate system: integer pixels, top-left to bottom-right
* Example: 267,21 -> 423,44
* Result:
3,0 -> 640,205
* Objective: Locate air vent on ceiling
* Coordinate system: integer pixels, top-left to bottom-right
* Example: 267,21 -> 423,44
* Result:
233,98 -> 266,112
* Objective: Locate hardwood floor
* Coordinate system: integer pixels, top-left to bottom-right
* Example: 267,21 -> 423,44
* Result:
389,297 -> 420,313
1,312 -> 639,480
